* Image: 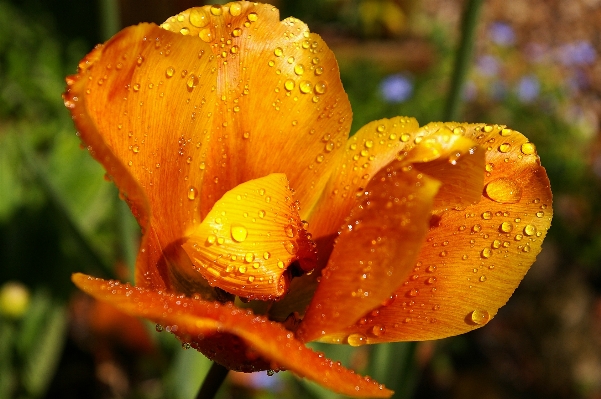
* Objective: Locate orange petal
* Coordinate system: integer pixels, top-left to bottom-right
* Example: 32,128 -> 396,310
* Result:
160,3 -> 352,219
297,166 -> 441,342
307,117 -> 420,242
72,273 -> 393,398
313,123 -> 552,343
181,173 -> 316,300
64,3 -> 351,292
298,124 -> 487,342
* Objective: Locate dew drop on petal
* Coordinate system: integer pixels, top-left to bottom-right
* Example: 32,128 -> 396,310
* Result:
485,178 -> 523,203
470,309 -> 490,325
521,142 -> 536,155
187,186 -> 197,200
347,333 -> 367,347
229,2 -> 242,16
231,225 -> 248,242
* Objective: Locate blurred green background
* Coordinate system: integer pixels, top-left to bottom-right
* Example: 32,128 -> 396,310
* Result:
1,0 -> 600,398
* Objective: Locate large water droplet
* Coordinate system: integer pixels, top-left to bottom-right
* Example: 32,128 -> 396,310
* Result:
485,178 -> 523,203
187,186 -> 197,200
199,28 -> 213,42
231,225 -> 248,242
229,2 -> 242,16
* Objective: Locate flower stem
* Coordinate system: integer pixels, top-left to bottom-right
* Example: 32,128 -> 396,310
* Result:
195,362 -> 229,399
443,0 -> 484,121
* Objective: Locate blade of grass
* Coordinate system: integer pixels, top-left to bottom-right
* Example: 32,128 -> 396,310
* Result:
443,0 -> 485,121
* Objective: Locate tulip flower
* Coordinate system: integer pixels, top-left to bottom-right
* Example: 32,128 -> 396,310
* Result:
63,2 -> 552,397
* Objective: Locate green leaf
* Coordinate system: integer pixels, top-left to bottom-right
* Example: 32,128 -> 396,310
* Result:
21,303 -> 67,397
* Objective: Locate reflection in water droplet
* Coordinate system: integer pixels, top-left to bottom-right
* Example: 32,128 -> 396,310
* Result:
485,178 -> 522,203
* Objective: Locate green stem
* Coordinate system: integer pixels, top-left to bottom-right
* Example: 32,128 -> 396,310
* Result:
443,0 -> 485,121
99,0 -> 121,40
195,362 -> 229,399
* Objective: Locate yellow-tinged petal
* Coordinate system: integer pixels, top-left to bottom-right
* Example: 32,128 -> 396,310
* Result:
182,173 -> 316,300
72,273 -> 393,398
313,123 -> 552,343
161,3 -> 352,219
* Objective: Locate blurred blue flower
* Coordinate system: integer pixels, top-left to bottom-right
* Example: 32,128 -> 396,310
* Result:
380,74 -> 413,103
558,41 -> 596,66
489,22 -> 515,46
476,55 -> 500,77
516,75 -> 540,103
462,80 -> 477,101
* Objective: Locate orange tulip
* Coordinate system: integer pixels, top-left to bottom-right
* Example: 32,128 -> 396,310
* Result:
64,2 -> 552,397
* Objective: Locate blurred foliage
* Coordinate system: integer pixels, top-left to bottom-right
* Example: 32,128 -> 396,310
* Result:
1,0 -> 601,398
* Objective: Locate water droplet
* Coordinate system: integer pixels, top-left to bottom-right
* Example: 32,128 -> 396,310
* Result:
284,79 -> 295,91
232,28 -> 242,37
479,275 -> 487,282
314,66 -> 324,75
314,81 -> 327,94
485,178 -> 522,203
248,12 -> 258,22
180,27 -> 190,35
239,265 -> 247,273
470,309 -> 490,325
231,225 -> 248,242
482,211 -> 492,220
244,253 -> 254,263
258,210 -> 266,218
347,333 -> 367,347
472,224 -> 482,233
206,235 -> 216,245
187,75 -> 199,91
199,28 -> 213,42
294,64 -> 305,75
481,248 -> 492,258
155,324 -> 164,332
371,325 -> 385,337
536,211 -> 544,218
500,221 -> 513,233
274,47 -> 283,57
229,2 -> 242,16
408,288 -> 419,297
277,261 -> 285,269
498,143 -> 511,153
210,5 -> 222,15
521,142 -> 536,155
299,80 -> 312,93
187,186 -> 197,200
284,224 -> 296,238
523,224 -> 536,236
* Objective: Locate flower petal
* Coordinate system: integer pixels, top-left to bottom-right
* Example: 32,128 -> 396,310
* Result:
297,165 -> 439,343
72,273 -> 393,398
161,3 -> 352,219
181,173 -> 316,300
64,2 -> 351,292
298,125 -> 486,342
307,117 -> 420,242
312,123 -> 552,343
